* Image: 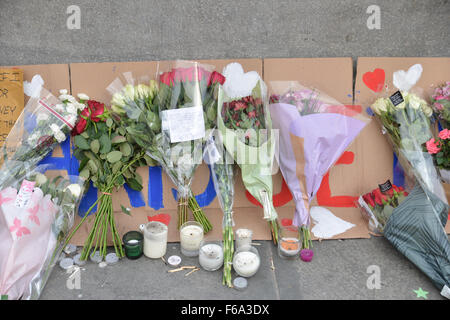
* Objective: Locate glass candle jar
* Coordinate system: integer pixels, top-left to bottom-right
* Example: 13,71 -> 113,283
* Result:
122,231 -> 143,260
235,228 -> 253,250
277,226 -> 300,259
180,221 -> 204,257
140,221 -> 168,259
199,240 -> 224,271
232,246 -> 260,278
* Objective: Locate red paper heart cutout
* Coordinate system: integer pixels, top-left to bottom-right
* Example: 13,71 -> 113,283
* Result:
147,213 -> 171,226
363,68 -> 385,92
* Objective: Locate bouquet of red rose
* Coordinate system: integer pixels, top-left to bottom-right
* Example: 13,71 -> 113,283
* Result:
357,181 -> 408,233
66,98 -> 146,261
153,61 -> 224,231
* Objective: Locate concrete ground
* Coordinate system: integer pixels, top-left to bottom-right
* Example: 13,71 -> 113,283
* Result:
1,0 -> 449,300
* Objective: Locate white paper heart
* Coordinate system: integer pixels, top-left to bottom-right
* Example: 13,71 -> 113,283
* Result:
23,74 -> 44,98
222,62 -> 260,98
393,64 -> 423,92
310,206 -> 355,239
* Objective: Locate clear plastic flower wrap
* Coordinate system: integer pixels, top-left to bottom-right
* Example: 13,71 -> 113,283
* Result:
204,133 -> 235,287
268,81 -> 370,260
0,87 -> 80,189
368,77 -> 450,298
217,63 -> 279,245
0,167 -> 84,300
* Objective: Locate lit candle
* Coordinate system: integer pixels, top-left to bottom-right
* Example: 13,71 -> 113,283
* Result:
233,246 -> 260,278
199,242 -> 224,271
278,237 -> 300,259
235,228 -> 253,249
180,221 -> 204,257
140,221 -> 168,259
277,226 -> 300,259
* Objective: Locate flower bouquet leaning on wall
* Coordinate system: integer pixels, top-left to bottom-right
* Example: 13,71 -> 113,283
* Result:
0,88 -> 82,188
0,169 -> 84,300
268,81 -> 370,261
218,63 -> 279,245
65,98 -> 146,261
369,83 -> 450,299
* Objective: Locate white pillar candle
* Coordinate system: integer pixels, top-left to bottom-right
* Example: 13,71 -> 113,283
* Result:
235,228 -> 253,249
180,222 -> 204,257
141,221 -> 168,259
199,243 -> 224,271
233,248 -> 260,278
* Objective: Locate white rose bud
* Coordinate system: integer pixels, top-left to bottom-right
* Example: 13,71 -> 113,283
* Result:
59,89 -> 68,95
371,98 -> 387,115
135,84 -> 149,100
422,105 -> 433,117
34,173 -> 48,186
66,184 -> 82,198
77,93 -> 90,101
55,130 -> 67,143
66,103 -> 78,115
407,93 -> 424,110
50,123 -> 60,134
123,84 -> 135,101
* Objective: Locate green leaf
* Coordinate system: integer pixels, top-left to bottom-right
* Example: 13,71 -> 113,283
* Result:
74,135 -> 90,150
106,118 -> 113,128
79,168 -> 90,180
99,134 -> 112,154
81,131 -> 89,139
127,177 -> 143,191
107,151 -> 123,163
90,139 -> 100,154
121,205 -> 132,216
112,161 -> 122,174
112,136 -> 127,144
87,159 -> 98,172
120,143 -> 132,157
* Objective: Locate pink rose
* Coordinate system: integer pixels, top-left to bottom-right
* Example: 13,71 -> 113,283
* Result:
426,138 -> 441,154
438,129 -> 450,140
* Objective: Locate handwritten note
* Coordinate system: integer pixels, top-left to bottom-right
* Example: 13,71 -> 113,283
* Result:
163,105 -> 205,143
0,68 -> 24,146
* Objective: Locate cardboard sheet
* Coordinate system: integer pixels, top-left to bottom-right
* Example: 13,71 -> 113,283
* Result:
355,57 -> 450,233
264,58 -> 370,240
0,68 -> 23,146
69,59 -> 275,244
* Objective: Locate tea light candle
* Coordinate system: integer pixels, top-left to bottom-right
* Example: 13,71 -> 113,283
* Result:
235,228 -> 253,249
199,242 -> 224,271
233,247 -> 260,278
180,221 -> 204,257
122,231 -> 144,260
140,222 -> 168,259
278,237 -> 300,259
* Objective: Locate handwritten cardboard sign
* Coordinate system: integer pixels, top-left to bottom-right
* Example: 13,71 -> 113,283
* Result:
0,68 -> 23,146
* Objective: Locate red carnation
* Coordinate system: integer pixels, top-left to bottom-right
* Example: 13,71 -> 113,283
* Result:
234,102 -> 247,111
248,110 -> 256,118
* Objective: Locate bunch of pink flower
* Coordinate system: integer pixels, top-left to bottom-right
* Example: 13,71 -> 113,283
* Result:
425,129 -> 449,170
431,82 -> 450,129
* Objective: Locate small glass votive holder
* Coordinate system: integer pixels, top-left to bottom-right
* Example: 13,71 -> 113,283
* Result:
232,245 -> 260,278
277,226 -> 300,260
180,221 -> 204,257
122,231 -> 143,260
199,240 -> 224,271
